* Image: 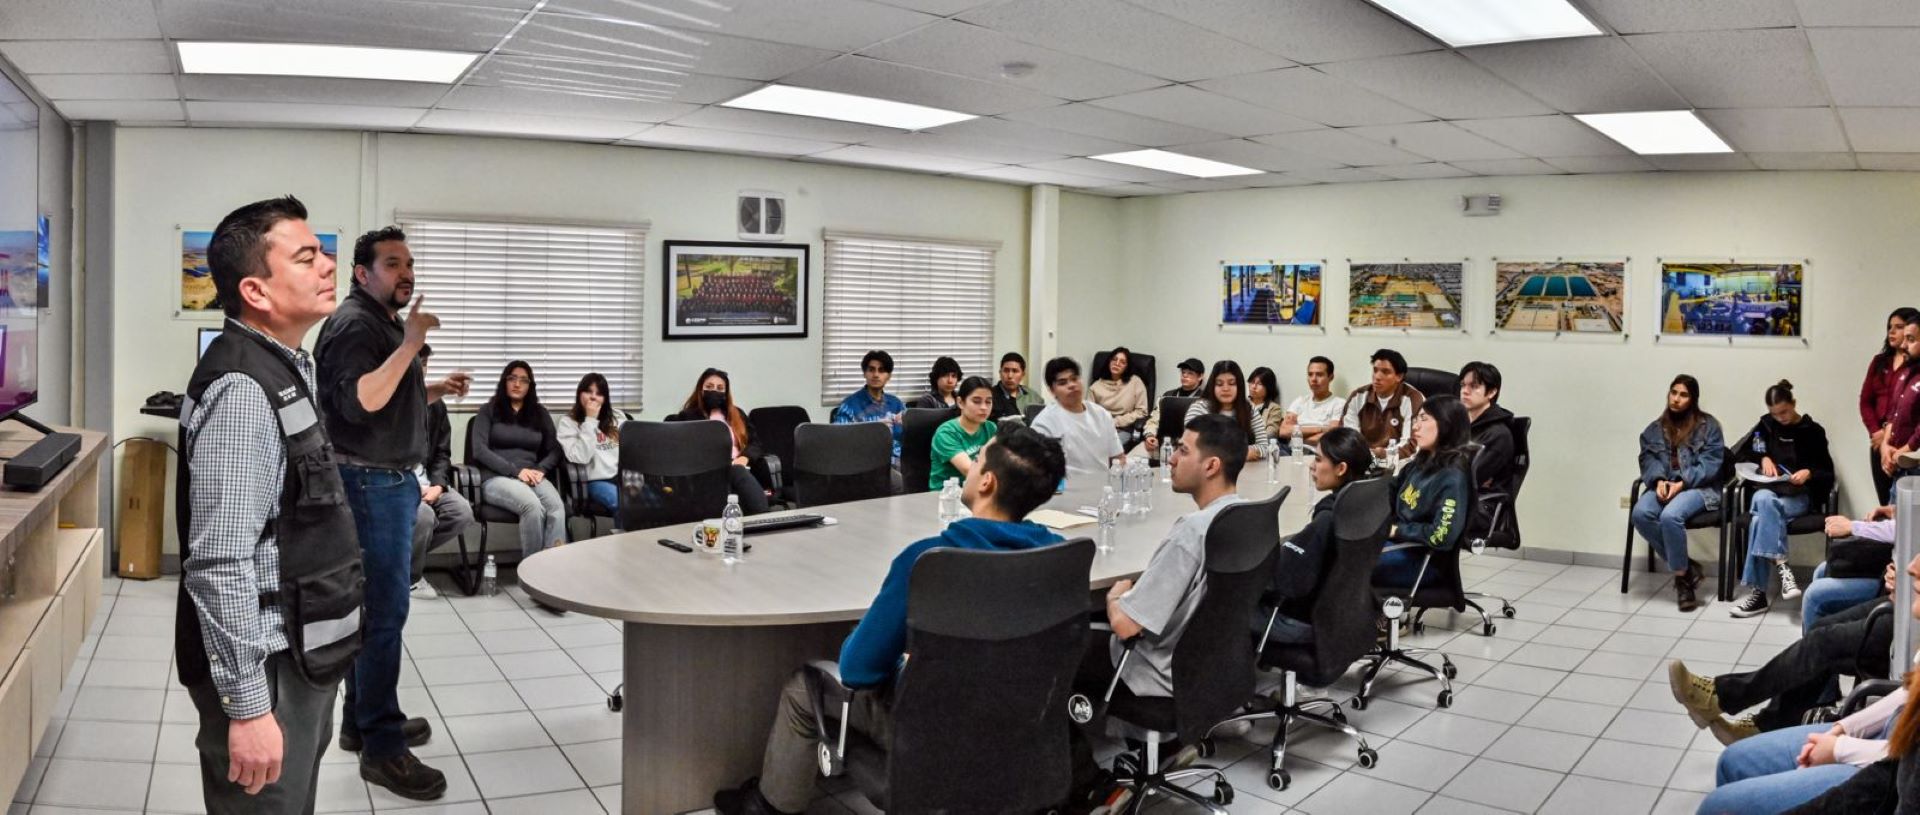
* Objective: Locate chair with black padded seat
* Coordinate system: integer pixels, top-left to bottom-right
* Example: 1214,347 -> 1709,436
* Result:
1722,477 -> 1841,603
1152,396 -> 1199,450
1356,464 -> 1475,709
557,460 -> 616,541
790,422 -> 894,508
1090,350 -> 1157,403
1089,488 -> 1287,812
1402,367 -> 1459,401
898,407 -> 957,495
747,405 -> 810,505
616,419 -> 734,532
445,419 -> 545,596
1022,403 -> 1045,424
804,539 -> 1095,812
1619,446 -> 1736,594
1457,416 -> 1532,627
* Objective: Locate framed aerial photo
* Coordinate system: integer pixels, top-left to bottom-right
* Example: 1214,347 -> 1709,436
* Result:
1658,260 -> 1804,337
1493,260 -> 1627,334
178,225 -> 338,317
663,241 -> 808,339
1221,260 -> 1322,326
1348,261 -> 1465,330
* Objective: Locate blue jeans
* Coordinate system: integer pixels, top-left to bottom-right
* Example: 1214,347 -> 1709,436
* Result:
1802,562 -> 1885,635
1631,486 -> 1721,573
1698,723 -> 1859,814
585,479 -> 618,516
1375,546 -> 1432,587
1742,490 -> 1810,589
339,465 -> 421,760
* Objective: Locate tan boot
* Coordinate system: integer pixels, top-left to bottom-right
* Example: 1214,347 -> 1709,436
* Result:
1667,660 -> 1723,728
1708,714 -> 1759,746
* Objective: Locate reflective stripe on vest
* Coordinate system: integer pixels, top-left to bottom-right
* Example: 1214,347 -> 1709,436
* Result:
302,608 -> 360,651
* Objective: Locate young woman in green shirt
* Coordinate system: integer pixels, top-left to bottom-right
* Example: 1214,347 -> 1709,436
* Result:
928,376 -> 999,489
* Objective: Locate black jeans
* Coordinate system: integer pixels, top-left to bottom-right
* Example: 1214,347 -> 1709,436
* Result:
1715,597 -> 1892,731
186,652 -> 339,815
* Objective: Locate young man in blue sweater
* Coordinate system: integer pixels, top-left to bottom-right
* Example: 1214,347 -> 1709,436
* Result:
714,427 -> 1069,815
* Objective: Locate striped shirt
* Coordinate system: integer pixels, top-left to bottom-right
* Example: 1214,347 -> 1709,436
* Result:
181,320 -> 312,719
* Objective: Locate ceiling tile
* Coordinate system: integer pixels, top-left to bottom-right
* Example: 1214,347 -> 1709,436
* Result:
1580,0 -> 1798,33
30,74 -> 178,101
1371,163 -> 1476,180
957,165 -> 1119,187
925,116 -> 1139,155
1087,86 -> 1318,138
438,84 -> 697,121
0,40 -> 172,74
1626,30 -> 1827,108
858,130 -> 1068,165
957,0 -> 1292,82
180,76 -> 450,107
413,109 -> 651,140
1024,157 -> 1187,183
1153,176 -> 1273,192
1319,52 -> 1553,119
1747,152 -> 1858,170
186,101 -> 427,129
856,20 -> 1165,101
466,54 -> 696,101
869,0 -> 995,13
804,145 -> 999,173
1254,128 -> 1426,166
663,74 -> 763,105
1697,108 -> 1848,152
50,99 -> 183,120
1196,67 -> 1430,127
1345,122 -> 1521,162
1857,153 -> 1920,171
1543,155 -> 1655,173
157,0 -> 521,52
1133,0 -> 1439,65
1795,0 -> 1920,26
1464,37 -> 1687,113
667,105 -> 905,143
1838,108 -> 1920,152
1807,29 -> 1920,107
1447,158 -> 1563,176
1644,154 -> 1759,171
781,55 -> 1064,116
1001,103 -> 1227,147
506,20 -> 836,81
621,124 -> 845,156
1289,166 -> 1389,184
0,0 -> 161,38
1173,138 -> 1343,172
1455,115 -> 1630,157
550,0 -> 934,52
1247,174 -> 1321,188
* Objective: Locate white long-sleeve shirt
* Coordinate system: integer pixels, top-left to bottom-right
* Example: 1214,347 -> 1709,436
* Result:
556,409 -> 629,482
1833,686 -> 1903,766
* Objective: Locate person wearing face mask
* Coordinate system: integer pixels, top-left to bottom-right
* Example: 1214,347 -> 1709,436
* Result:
928,376 -> 999,490
667,368 -> 770,515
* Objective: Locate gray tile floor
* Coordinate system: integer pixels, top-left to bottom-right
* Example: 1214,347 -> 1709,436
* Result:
5,554 -> 1809,815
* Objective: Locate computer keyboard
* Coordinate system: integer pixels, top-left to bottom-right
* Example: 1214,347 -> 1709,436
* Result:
741,513 -> 827,533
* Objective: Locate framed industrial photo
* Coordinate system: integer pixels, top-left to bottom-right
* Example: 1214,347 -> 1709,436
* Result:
1658,259 -> 1804,338
663,240 -> 808,340
178,225 -> 338,318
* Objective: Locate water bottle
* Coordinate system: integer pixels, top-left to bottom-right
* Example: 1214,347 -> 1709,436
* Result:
480,555 -> 498,597
1160,437 -> 1174,482
1097,486 -> 1118,551
721,494 -> 745,564
1128,457 -> 1150,515
1265,439 -> 1280,484
1291,423 -> 1305,467
938,478 -> 963,527
1385,445 -> 1401,474
1136,458 -> 1154,513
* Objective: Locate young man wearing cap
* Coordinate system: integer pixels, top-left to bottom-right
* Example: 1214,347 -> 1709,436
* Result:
1142,357 -> 1207,441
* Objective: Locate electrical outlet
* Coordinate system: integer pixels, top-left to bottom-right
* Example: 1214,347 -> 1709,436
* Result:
1619,496 -> 1631,509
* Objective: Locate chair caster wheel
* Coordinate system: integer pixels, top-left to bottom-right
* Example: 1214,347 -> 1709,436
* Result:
1350,696 -> 1370,711
1197,737 -> 1215,758
1503,605 -> 1517,618
1482,622 -> 1498,636
1267,770 -> 1290,791
1331,708 -> 1348,725
1437,689 -> 1454,709
1113,752 -> 1139,778
1442,660 -> 1458,680
1358,748 -> 1379,769
1210,782 -> 1234,806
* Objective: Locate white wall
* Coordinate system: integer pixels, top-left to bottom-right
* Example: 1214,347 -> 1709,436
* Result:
110,128 -> 1032,555
1059,172 -> 1920,560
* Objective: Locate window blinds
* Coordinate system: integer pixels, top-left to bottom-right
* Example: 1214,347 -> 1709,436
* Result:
819,232 -> 999,406
395,216 -> 647,411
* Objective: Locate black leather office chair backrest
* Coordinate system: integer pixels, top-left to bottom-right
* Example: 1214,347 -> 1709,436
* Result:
791,422 -> 893,507
617,420 -> 733,530
1168,488 -> 1285,744
1021,403 -> 1044,424
880,539 -> 1095,811
1297,478 -> 1392,685
747,405 -> 809,471
898,407 -> 957,495
1090,350 -> 1157,401
1154,396 -> 1198,443
1403,367 -> 1459,401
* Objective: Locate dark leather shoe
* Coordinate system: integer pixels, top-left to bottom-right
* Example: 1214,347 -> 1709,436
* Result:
713,778 -> 794,815
339,717 -> 432,752
361,752 -> 447,801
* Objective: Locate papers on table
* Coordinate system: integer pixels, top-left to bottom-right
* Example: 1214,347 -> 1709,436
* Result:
1735,462 -> 1788,484
1029,509 -> 1099,529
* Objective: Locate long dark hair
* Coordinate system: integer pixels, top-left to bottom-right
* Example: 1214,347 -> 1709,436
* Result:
1248,366 -> 1280,407
1103,346 -> 1134,384
1317,427 -> 1372,487
1410,395 -> 1473,475
1202,360 -> 1255,439
679,367 -> 748,449
569,372 -> 620,443
1661,374 -> 1706,450
1880,307 -> 1920,367
488,360 -> 543,424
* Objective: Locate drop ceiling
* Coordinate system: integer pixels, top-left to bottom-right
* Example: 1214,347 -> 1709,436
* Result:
0,0 -> 1910,196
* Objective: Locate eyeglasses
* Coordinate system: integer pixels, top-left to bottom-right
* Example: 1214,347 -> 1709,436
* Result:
505,375 -> 531,385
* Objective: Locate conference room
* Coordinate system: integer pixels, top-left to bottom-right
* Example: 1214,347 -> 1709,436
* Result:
1,0 -> 1919,814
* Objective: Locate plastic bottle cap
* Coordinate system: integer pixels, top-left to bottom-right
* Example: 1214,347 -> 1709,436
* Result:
727,494 -> 738,502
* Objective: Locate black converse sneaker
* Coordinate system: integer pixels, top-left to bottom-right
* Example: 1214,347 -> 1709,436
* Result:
1729,587 -> 1770,618
1777,562 -> 1803,600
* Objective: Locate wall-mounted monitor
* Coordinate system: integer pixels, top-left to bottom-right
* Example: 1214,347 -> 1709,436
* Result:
198,327 -> 220,359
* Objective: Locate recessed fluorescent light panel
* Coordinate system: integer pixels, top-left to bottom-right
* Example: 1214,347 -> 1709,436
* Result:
721,85 -> 975,130
1574,111 -> 1733,155
178,42 -> 478,83
1365,0 -> 1602,47
1090,149 -> 1261,178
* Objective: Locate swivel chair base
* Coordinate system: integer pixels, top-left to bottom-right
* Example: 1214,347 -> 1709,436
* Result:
1356,609 -> 1456,710
1224,672 -> 1378,791
1107,735 -> 1234,813
1412,596 -> 1507,638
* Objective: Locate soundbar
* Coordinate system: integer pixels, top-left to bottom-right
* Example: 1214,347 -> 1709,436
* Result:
5,432 -> 80,490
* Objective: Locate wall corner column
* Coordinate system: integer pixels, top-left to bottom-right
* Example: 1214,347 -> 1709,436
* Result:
1027,184 -> 1060,363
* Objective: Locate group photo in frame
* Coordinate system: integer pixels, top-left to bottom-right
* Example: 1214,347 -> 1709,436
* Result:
663,240 -> 808,340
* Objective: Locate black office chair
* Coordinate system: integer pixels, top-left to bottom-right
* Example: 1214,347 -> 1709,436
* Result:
791,422 -> 893,508
616,420 -> 734,531
898,407 -> 956,495
1091,350 -> 1157,401
1022,403 -> 1045,424
558,461 -> 616,541
1402,367 -> 1459,401
1357,467 -> 1474,710
1153,396 -> 1199,448
1239,478 -> 1391,792
805,539 -> 1095,811
1454,416 -> 1533,631
1620,447 -> 1736,594
446,420 -> 545,596
747,405 -> 810,504
1090,489 -> 1286,811
1721,477 -> 1841,603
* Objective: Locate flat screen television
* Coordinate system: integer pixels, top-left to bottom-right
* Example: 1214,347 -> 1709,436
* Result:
198,327 -> 220,359
0,67 -> 39,424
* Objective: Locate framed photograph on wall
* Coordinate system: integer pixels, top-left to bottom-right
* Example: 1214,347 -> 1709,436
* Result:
177,225 -> 338,318
1492,259 -> 1627,335
1657,259 -> 1804,338
0,224 -> 33,309
1221,260 -> 1322,327
1347,260 -> 1466,330
662,240 -> 808,340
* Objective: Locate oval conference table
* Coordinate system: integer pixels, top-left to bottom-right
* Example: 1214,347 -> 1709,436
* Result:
520,463 -> 1316,814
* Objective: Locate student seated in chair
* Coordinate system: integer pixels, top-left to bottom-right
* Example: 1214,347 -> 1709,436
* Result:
666,368 -> 769,515
1805,506 -> 1896,633
1140,357 -> 1207,442
1276,355 -> 1344,447
991,351 -> 1043,421
927,376 -> 997,490
556,372 -> 631,528
831,350 -> 905,462
912,355 -> 963,409
1458,361 -> 1515,494
1342,348 -> 1423,459
712,428 -> 1068,815
1729,379 -> 1834,619
1258,427 -> 1374,645
1630,373 -> 1725,612
1374,396 -> 1473,587
1031,356 -> 1124,475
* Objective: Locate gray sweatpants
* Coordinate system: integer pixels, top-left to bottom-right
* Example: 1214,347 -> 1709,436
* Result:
758,668 -> 894,812
186,652 -> 339,815
411,489 -> 474,582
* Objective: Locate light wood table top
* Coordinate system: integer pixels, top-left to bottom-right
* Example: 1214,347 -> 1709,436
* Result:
519,465 -> 1318,626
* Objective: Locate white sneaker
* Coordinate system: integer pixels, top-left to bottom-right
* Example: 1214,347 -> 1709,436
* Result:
1777,562 -> 1802,601
409,579 -> 439,600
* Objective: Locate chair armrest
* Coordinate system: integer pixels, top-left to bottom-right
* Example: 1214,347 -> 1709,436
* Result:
1838,679 -> 1902,718
1103,639 -> 1138,704
763,453 -> 785,494
1379,543 -> 1434,596
1859,603 -> 1894,674
454,464 -> 486,506
802,661 -> 852,768
563,461 -> 592,507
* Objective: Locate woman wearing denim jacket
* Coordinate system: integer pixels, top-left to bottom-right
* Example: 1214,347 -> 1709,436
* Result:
1631,374 -> 1726,611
